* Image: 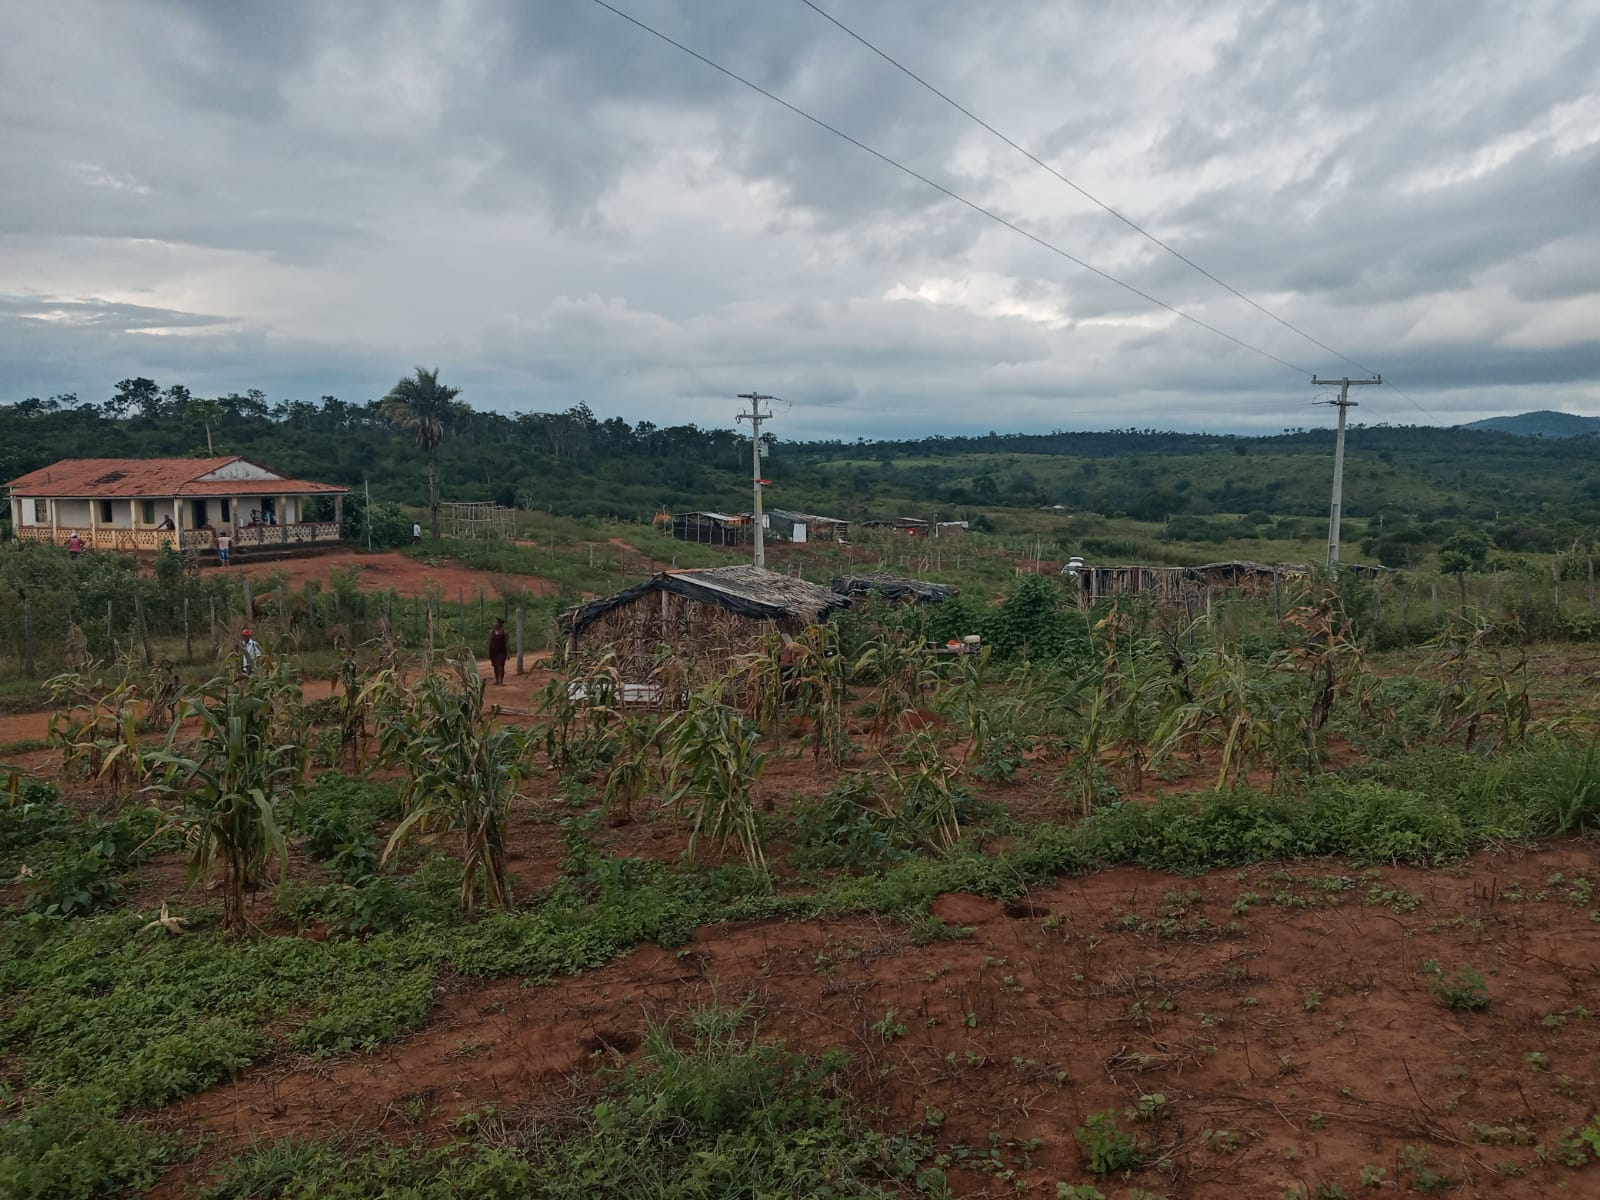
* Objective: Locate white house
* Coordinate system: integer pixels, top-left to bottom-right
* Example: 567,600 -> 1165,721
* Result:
7,456 -> 347,556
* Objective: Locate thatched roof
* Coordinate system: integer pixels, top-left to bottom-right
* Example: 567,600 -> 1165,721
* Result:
832,572 -> 959,604
560,565 -> 849,637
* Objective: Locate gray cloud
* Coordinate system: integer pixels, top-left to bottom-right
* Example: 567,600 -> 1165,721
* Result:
1,0 -> 1596,437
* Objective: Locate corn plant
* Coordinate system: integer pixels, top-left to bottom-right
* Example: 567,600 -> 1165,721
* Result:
661,687 -> 768,875
879,726 -> 964,853
1425,619 -> 1534,752
601,713 -> 657,826
143,677 -> 304,938
378,658 -> 529,914
730,634 -> 786,736
937,645 -> 995,770
852,633 -> 940,743
780,625 -> 853,767
45,667 -> 154,795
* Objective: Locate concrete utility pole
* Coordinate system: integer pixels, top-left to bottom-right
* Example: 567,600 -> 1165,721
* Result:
736,391 -> 776,568
1312,375 -> 1382,575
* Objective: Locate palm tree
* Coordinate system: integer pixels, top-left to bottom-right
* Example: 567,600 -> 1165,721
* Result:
188,396 -> 224,454
381,367 -> 465,541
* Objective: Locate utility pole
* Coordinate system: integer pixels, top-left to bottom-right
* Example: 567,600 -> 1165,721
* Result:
1312,375 -> 1382,575
736,391 -> 776,568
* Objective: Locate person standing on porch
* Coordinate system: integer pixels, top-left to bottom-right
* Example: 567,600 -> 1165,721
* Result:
67,531 -> 83,559
488,617 -> 508,685
217,531 -> 232,566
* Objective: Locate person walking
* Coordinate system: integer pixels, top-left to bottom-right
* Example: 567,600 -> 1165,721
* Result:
488,617 -> 508,685
216,530 -> 232,567
67,531 -> 84,559
412,521 -> 423,544
240,628 -> 262,679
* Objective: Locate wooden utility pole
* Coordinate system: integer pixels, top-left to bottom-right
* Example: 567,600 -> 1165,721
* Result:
1312,376 -> 1382,576
736,391 -> 777,568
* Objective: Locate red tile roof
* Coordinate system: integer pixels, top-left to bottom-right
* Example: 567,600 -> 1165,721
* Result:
6,457 -> 346,497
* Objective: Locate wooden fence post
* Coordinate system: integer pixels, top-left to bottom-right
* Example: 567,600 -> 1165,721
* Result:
515,604 -> 525,676
1590,558 -> 1596,615
242,579 -> 254,623
1431,582 -> 1440,624
134,594 -> 154,665
184,597 -> 192,664
22,603 -> 34,678
210,598 -> 219,661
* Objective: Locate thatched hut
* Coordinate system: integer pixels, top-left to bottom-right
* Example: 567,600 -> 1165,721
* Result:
831,572 -> 959,604
559,565 -> 849,682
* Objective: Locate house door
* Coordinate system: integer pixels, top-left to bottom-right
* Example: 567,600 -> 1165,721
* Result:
192,500 -> 208,527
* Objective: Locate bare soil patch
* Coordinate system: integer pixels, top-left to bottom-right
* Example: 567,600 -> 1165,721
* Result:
231,550 -> 558,601
164,842 -> 1600,1198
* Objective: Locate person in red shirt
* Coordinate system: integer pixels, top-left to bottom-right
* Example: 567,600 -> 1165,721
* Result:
487,617 -> 508,685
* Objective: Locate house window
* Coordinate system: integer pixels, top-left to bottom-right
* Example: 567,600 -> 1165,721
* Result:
142,500 -> 156,525
33,498 -> 47,523
99,499 -> 114,524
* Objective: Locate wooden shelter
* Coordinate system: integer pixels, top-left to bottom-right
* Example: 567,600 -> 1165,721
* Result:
559,564 -> 849,683
765,508 -> 850,544
670,511 -> 751,546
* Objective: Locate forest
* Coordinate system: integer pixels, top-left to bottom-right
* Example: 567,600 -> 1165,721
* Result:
4,378 -> 1599,558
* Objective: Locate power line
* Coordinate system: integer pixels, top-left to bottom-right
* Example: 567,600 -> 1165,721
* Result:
796,0 -> 1376,378
806,1 -> 1453,431
586,0 -> 1313,376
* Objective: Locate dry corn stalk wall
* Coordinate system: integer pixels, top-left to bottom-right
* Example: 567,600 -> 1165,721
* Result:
571,590 -> 806,686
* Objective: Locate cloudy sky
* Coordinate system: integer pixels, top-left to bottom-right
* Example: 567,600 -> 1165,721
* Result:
3,0 -> 1597,438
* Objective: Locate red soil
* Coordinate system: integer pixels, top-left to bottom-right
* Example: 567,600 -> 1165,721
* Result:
231,550 -> 558,601
159,841 -> 1600,1199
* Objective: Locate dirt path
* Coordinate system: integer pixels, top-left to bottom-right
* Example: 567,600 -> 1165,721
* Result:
164,842 -> 1600,1198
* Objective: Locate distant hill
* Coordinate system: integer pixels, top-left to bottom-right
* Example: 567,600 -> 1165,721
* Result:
1459,410 -> 1600,438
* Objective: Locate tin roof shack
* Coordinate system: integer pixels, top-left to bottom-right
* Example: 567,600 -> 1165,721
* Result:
559,565 -> 850,685
862,517 -> 930,537
766,509 -> 850,545
671,511 -> 751,547
832,573 -> 959,604
1076,561 -> 1313,607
